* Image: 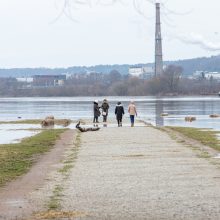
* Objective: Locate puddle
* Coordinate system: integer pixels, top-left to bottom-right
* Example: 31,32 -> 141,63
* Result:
213,154 -> 220,159
0,130 -> 40,144
0,121 -> 146,145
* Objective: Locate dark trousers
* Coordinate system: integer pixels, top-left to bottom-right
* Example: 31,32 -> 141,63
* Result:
103,116 -> 107,122
117,116 -> 122,126
93,116 -> 99,123
130,115 -> 135,124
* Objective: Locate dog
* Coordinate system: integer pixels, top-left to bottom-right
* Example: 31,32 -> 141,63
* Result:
76,121 -> 100,132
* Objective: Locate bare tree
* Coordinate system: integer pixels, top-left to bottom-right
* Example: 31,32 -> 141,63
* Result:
54,0 -> 188,22
162,65 -> 183,93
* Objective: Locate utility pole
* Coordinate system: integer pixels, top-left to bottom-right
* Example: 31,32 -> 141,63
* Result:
155,2 -> 163,76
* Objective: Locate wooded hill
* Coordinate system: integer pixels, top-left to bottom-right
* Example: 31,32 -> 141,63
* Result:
0,55 -> 220,77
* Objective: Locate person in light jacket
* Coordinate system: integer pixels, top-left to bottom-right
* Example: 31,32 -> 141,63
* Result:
115,102 -> 124,127
128,101 -> 137,127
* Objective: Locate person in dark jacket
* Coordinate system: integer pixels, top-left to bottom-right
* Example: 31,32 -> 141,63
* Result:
115,102 -> 125,127
101,99 -> 110,123
93,100 -> 101,124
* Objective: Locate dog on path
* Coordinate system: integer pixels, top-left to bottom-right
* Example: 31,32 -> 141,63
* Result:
76,121 -> 100,132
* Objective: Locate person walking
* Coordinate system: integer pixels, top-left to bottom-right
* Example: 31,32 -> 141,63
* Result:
101,99 -> 109,124
115,101 -> 124,127
93,100 -> 100,126
128,101 -> 137,127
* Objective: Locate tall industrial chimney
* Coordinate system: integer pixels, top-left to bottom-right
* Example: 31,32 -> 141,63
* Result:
155,3 -> 163,76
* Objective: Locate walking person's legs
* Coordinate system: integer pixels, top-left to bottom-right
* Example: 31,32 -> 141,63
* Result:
103,116 -> 107,123
94,116 -> 99,126
130,115 -> 134,127
117,119 -> 120,127
119,118 -> 122,127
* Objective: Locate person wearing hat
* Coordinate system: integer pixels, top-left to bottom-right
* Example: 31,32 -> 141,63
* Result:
93,100 -> 101,125
115,101 -> 124,127
101,99 -> 110,124
128,100 -> 137,127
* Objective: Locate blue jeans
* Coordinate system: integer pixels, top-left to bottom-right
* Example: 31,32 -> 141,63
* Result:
130,115 -> 135,124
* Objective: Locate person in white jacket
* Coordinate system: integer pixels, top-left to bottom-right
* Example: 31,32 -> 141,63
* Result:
128,101 -> 137,127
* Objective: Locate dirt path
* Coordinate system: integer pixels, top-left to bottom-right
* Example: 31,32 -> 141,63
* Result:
60,125 -> 220,220
0,130 -> 75,220
1,123 -> 220,220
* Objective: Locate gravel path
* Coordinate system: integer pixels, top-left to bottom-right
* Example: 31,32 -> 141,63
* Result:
61,125 -> 220,220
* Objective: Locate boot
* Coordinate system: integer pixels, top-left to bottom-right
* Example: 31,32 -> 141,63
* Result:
131,123 -> 134,127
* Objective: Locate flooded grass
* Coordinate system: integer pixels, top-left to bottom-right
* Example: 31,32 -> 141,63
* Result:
0,119 -> 72,126
168,127 -> 220,151
0,129 -> 66,187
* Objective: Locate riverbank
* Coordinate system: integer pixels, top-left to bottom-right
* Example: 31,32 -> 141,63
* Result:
0,129 -> 66,187
0,129 -> 75,220
0,122 -> 220,219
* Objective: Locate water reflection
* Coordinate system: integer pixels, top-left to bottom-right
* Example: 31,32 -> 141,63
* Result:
155,100 -> 164,127
0,96 -> 220,130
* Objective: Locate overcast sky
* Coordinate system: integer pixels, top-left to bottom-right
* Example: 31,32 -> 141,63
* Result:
0,0 -> 219,68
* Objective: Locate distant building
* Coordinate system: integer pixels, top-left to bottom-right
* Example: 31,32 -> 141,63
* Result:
206,72 -> 220,81
193,71 -> 220,81
33,75 -> 66,87
16,77 -> 33,83
129,66 -> 154,79
64,73 -> 73,79
193,71 -> 207,79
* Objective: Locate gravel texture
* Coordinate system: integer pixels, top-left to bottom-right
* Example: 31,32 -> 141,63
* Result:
0,122 -> 220,220
61,125 -> 220,220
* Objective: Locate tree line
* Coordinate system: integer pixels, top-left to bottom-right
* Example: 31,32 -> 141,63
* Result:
0,65 -> 220,97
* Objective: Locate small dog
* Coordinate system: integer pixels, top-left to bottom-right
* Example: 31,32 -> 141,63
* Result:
76,121 -> 100,132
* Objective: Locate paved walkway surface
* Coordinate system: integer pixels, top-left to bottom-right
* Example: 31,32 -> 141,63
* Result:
61,125 -> 220,220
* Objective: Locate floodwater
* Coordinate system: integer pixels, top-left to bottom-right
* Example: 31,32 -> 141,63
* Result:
0,130 -> 40,144
1,96 -> 220,144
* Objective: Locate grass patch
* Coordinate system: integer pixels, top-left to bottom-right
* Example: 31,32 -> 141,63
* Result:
58,132 -> 81,176
48,185 -> 64,210
0,119 -> 72,126
0,129 -> 66,187
46,131 -> 81,212
0,119 -> 41,124
168,127 -> 220,151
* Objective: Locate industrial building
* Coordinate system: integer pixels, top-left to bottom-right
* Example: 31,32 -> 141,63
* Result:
33,75 -> 66,87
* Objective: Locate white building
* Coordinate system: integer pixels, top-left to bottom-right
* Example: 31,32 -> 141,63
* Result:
193,71 -> 220,81
129,66 -> 154,79
16,77 -> 33,83
206,72 -> 220,81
